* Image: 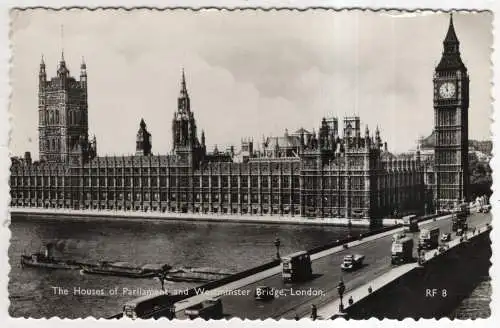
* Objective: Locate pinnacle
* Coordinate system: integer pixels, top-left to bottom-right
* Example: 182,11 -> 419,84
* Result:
444,12 -> 459,44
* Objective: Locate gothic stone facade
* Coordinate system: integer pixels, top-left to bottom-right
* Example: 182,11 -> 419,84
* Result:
20,19 -> 486,223
10,65 -> 424,224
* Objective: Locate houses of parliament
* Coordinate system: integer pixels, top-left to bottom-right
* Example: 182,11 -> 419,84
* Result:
9,16 -> 469,224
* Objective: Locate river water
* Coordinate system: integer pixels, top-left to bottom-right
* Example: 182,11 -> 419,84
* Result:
451,277 -> 491,319
8,214 -> 368,318
8,214 -> 490,319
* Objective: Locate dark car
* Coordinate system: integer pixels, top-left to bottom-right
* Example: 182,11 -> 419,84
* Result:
440,233 -> 451,242
254,286 -> 274,301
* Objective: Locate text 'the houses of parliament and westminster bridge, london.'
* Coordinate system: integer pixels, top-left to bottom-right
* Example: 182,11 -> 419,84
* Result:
9,15 -> 471,225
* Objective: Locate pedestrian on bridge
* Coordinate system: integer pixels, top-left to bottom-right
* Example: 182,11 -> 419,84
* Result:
310,304 -> 318,320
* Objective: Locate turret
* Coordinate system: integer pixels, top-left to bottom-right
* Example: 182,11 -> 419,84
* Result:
136,118 -> 152,156
201,130 -> 206,148
39,55 -> 46,86
311,129 -> 317,149
274,137 -> 280,157
57,51 -> 69,78
375,125 -> 382,150
299,130 -> 305,152
364,125 -> 370,148
80,57 -> 87,88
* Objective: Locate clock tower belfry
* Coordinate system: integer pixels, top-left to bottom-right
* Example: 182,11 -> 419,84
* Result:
433,14 -> 470,211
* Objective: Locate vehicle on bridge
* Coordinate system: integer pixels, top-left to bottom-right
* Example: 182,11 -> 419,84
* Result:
122,293 -> 177,319
254,286 -> 274,301
392,231 -> 406,242
184,298 -> 224,320
440,233 -> 452,243
452,205 -> 468,232
282,251 -> 312,283
340,254 -> 365,271
419,227 -> 440,250
391,237 -> 414,265
402,214 -> 419,232
479,204 -> 491,213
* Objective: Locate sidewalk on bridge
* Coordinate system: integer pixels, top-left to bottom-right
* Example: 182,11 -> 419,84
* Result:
309,263 -> 418,320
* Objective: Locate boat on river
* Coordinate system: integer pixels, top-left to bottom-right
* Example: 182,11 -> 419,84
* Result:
20,244 -> 85,270
81,261 -> 171,278
164,267 -> 232,283
21,253 -> 85,270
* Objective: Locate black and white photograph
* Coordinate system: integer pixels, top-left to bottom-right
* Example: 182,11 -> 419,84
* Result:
6,7 -> 493,320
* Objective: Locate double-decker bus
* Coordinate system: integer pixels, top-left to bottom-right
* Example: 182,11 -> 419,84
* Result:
281,251 -> 312,283
123,293 -> 180,319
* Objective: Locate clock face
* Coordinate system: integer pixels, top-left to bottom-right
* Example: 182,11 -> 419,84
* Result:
439,82 -> 456,99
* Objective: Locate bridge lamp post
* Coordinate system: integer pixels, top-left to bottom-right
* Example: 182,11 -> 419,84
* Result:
337,279 -> 346,312
274,238 -> 281,260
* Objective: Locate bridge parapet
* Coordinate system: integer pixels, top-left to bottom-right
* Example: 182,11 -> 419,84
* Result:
312,223 -> 492,320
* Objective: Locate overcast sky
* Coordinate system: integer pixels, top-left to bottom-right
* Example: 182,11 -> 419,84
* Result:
9,9 -> 492,158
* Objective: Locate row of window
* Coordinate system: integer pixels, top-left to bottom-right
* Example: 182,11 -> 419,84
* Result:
12,174 -> 422,190
438,188 -> 460,200
436,110 -> 458,126
435,151 -> 458,165
13,190 -> 420,210
436,131 -> 459,146
12,191 -> 375,208
438,172 -> 459,185
39,109 -> 86,126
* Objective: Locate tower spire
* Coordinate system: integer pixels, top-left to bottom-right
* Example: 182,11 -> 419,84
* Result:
444,12 -> 459,46
178,68 -> 190,113
436,13 -> 465,72
180,68 -> 188,96
60,24 -> 65,62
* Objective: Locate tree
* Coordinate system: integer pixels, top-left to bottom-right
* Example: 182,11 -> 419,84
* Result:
468,153 -> 492,199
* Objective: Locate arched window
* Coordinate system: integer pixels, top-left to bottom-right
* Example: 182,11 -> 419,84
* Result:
49,111 -> 54,124
55,111 -> 60,124
45,112 -> 49,125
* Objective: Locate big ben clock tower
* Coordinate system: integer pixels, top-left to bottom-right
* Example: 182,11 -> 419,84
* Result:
433,14 -> 469,211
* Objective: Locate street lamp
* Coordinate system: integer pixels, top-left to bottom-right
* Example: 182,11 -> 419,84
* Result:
337,278 -> 346,312
274,237 -> 281,260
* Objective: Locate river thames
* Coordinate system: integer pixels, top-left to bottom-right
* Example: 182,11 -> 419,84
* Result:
8,214 -> 490,319
9,213 -> 368,318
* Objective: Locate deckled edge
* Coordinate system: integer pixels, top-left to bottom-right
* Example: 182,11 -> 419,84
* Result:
0,5 -> 497,328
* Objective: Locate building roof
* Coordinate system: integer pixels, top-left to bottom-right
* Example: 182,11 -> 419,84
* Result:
420,131 -> 435,149
291,128 -> 311,136
266,135 -> 301,149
